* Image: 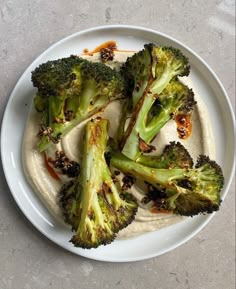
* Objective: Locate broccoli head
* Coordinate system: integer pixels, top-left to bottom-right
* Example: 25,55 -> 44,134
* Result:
137,141 -> 193,169
32,55 -> 126,152
60,118 -> 137,249
111,152 -> 223,216
122,44 -> 190,107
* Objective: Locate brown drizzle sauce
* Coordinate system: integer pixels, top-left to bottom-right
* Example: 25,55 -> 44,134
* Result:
83,48 -> 89,54
83,40 -> 135,57
44,154 -> 61,181
151,207 -> 171,214
175,114 -> 193,139
83,41 -> 117,56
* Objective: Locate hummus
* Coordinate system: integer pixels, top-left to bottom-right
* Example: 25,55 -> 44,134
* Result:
22,51 -> 216,238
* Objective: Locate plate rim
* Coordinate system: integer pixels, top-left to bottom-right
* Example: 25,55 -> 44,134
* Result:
1,25 -> 235,262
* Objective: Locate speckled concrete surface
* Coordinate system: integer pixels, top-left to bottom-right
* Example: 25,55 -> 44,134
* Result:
0,0 -> 235,288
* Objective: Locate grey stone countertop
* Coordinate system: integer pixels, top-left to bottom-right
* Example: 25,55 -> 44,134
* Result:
0,0 -> 235,288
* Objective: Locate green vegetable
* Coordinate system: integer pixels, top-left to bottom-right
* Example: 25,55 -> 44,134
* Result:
120,44 -> 195,160
111,152 -> 223,216
32,55 -> 126,152
137,141 -> 193,169
60,118 -> 137,249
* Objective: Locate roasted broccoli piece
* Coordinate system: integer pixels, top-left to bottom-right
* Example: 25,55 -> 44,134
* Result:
120,44 -> 194,160
111,152 -> 224,216
137,141 -> 193,169
60,118 -> 137,249
121,44 -> 189,107
121,78 -> 196,160
32,55 -> 125,152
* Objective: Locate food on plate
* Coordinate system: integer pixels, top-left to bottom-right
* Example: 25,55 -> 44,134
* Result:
32,55 -> 126,152
119,44 -> 194,161
60,118 -> 138,249
22,42 -> 224,249
111,152 -> 223,216
137,141 -> 194,169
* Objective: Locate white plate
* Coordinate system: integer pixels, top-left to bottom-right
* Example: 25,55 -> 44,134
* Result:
1,25 -> 235,262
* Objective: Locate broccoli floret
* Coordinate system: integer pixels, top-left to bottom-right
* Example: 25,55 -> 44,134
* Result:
137,141 -> 193,169
120,44 -> 192,160
60,118 -> 137,249
122,44 -> 190,107
32,55 -> 126,152
121,77 -> 196,160
111,153 -> 224,216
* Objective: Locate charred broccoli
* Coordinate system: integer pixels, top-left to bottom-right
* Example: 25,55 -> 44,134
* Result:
32,55 -> 125,152
137,141 -> 193,169
120,44 -> 195,160
111,152 -> 224,216
60,118 -> 137,249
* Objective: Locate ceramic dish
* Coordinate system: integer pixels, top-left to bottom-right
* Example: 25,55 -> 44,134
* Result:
1,25 -> 235,262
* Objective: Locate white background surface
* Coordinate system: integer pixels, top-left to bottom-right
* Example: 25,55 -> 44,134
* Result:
0,0 -> 235,288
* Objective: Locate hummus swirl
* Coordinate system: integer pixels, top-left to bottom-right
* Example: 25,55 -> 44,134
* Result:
22,51 -> 215,238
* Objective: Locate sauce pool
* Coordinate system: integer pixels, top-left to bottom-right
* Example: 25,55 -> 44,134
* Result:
44,154 -> 61,181
83,40 -> 135,56
175,114 -> 193,139
151,207 -> 171,214
83,41 -> 117,56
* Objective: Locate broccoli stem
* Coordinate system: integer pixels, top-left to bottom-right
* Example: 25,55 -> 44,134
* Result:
137,154 -> 166,169
37,102 -> 110,152
48,96 -> 66,123
78,119 -> 109,234
121,92 -> 154,160
149,65 -> 175,95
132,79 -> 149,107
111,152 -> 184,188
121,66 -> 178,160
75,80 -> 97,117
65,93 -> 80,116
145,110 -> 172,139
120,96 -> 171,161
116,101 -> 130,144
